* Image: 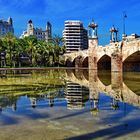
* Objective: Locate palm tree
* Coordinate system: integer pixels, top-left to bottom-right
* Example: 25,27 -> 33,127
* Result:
51,35 -> 65,66
3,33 -> 18,67
25,37 -> 38,66
38,41 -> 49,66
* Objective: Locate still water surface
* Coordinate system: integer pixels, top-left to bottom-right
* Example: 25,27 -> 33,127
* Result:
0,69 -> 140,140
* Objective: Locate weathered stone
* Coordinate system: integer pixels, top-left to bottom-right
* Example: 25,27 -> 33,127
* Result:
64,37 -> 140,72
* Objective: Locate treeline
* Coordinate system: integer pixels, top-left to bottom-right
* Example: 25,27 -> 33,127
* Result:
0,33 -> 66,67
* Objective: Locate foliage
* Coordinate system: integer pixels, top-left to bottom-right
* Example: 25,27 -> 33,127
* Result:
0,34 -> 66,67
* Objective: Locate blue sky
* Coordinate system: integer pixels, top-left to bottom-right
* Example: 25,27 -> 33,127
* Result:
0,0 -> 140,44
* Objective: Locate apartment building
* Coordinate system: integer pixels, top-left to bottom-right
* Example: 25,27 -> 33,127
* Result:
63,20 -> 88,53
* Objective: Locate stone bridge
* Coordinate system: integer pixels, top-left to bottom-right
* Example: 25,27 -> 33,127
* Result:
64,36 -> 140,72
64,69 -> 140,108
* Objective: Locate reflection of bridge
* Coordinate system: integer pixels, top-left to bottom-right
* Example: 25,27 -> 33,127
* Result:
64,35 -> 140,72
64,69 -> 140,108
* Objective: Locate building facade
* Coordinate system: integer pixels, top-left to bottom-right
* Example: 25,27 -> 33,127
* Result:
0,17 -> 14,36
20,20 -> 52,41
63,20 -> 88,53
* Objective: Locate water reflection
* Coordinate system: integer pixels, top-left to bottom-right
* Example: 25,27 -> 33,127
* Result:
65,81 -> 89,110
0,69 -> 139,112
65,69 -> 140,108
0,69 -> 140,139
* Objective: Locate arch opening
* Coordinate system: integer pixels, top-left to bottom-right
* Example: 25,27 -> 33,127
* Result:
73,56 -> 83,68
82,57 -> 88,68
74,69 -> 84,80
97,55 -> 111,71
98,71 -> 111,86
66,59 -> 73,67
123,73 -> 140,95
123,51 -> 140,72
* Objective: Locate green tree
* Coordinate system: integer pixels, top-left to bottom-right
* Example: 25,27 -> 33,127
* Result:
25,36 -> 38,66
3,33 -> 18,67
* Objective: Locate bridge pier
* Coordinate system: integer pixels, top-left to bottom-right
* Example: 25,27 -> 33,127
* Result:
111,72 -> 123,102
89,69 -> 99,115
111,72 -> 123,89
111,50 -> 123,72
88,37 -> 98,70
89,56 -> 97,70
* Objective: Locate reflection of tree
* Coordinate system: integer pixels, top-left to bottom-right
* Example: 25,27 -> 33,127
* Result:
0,70 -> 65,96
0,70 -> 66,111
0,95 -> 19,112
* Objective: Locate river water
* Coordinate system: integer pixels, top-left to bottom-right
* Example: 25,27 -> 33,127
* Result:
0,69 -> 140,140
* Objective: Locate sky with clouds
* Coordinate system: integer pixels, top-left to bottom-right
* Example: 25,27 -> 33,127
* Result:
0,0 -> 140,44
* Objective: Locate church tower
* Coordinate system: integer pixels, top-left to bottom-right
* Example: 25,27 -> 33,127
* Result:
27,20 -> 34,35
8,17 -> 13,26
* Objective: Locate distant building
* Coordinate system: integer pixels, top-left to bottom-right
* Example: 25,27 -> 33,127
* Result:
63,20 -> 88,53
20,20 -> 52,41
0,17 -> 14,36
122,33 -> 140,41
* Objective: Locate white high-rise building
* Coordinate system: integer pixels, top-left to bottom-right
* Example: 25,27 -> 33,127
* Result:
63,20 -> 88,53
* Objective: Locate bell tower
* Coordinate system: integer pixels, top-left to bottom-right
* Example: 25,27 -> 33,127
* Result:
88,20 -> 98,70
88,20 -> 98,50
27,20 -> 34,35
110,25 -> 118,43
8,17 -> 13,26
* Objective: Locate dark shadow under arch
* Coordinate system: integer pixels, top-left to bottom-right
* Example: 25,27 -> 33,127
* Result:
97,55 -> 111,71
123,72 -> 140,95
82,57 -> 88,68
98,71 -> 111,86
123,51 -> 140,72
66,59 -> 73,67
73,56 -> 83,68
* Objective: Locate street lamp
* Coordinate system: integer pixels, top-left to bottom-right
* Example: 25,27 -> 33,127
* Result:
123,11 -> 127,38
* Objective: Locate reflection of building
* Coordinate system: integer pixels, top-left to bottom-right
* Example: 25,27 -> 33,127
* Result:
111,98 -> 119,110
0,17 -> 14,36
63,20 -> 88,53
65,81 -> 89,110
47,93 -> 55,107
89,90 -> 99,116
20,20 -> 52,41
30,97 -> 37,108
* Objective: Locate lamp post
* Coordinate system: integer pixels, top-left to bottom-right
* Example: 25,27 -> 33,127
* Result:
123,12 -> 127,37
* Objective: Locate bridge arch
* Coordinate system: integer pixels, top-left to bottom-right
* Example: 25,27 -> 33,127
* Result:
123,51 -> 140,71
82,57 -> 88,68
72,56 -> 84,68
65,58 -> 74,67
97,55 -> 111,71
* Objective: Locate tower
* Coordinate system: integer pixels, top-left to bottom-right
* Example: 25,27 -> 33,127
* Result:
8,17 -> 13,26
46,22 -> 52,40
27,20 -> 34,35
88,20 -> 98,70
88,20 -> 98,49
88,20 -> 98,39
110,25 -> 118,43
